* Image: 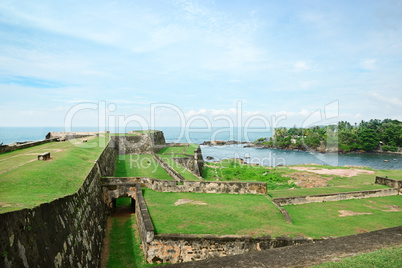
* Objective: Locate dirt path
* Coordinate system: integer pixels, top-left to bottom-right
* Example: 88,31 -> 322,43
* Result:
291,167 -> 375,177
0,159 -> 37,175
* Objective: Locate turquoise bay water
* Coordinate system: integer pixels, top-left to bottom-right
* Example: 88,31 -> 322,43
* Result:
0,127 -> 401,170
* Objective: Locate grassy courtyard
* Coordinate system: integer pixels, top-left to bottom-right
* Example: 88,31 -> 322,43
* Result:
143,189 -> 402,239
157,146 -> 187,155
143,189 -> 287,236
157,144 -> 198,156
284,195 -> 402,238
114,154 -> 172,180
0,137 -> 106,213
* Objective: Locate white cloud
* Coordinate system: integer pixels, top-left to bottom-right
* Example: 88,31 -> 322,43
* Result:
294,61 -> 311,71
299,80 -> 317,89
369,91 -> 402,106
273,109 -> 311,117
360,59 -> 377,71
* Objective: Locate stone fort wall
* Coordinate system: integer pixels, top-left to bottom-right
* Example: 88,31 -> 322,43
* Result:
102,177 -> 267,197
0,138 -> 58,154
0,138 -> 117,268
375,176 -> 402,192
112,131 -> 166,155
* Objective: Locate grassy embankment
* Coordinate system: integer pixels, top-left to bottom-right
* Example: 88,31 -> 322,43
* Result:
144,189 -> 402,238
0,137 -> 106,213
312,245 -> 402,268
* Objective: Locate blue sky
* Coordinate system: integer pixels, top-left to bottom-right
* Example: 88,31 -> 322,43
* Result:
0,0 -> 401,129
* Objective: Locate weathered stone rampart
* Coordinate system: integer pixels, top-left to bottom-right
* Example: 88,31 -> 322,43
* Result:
164,226 -> 402,268
134,184 -> 155,254
0,138 -> 58,154
112,130 -> 166,155
147,233 -> 314,264
45,132 -> 101,141
272,188 -> 398,206
171,145 -> 204,177
0,138 -> 117,268
375,176 -> 402,191
153,155 -> 186,182
102,177 -> 268,195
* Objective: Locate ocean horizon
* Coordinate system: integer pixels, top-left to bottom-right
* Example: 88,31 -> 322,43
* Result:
1,126 -> 401,170
0,126 -> 273,145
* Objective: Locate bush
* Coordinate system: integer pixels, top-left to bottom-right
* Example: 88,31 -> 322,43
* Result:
382,145 -> 398,152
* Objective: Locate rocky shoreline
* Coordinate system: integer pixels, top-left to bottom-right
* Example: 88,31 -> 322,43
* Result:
245,144 -> 402,155
200,140 -> 250,146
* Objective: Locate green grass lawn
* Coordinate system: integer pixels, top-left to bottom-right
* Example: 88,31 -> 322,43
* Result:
184,144 -> 198,155
143,189 -> 402,238
143,189 -> 289,236
0,137 -> 106,213
160,155 -> 202,181
284,195 -> 402,238
114,155 -> 173,180
157,146 -> 186,155
313,245 -> 402,268
202,159 -> 298,189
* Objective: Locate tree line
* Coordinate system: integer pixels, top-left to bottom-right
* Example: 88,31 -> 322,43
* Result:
254,119 -> 402,153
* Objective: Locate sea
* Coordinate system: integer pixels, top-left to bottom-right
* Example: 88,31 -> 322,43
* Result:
1,126 -> 401,170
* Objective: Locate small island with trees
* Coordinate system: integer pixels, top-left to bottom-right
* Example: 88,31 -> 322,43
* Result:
251,119 -> 402,154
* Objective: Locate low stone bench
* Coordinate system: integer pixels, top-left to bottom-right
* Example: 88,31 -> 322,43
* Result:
38,152 -> 50,160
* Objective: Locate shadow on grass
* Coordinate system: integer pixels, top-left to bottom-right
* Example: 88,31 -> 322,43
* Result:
107,198 -> 137,268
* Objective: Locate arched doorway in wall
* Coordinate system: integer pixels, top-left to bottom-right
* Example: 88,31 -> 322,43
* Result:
111,195 -> 136,214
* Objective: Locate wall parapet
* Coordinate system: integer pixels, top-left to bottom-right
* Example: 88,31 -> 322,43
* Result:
102,177 -> 267,195
272,188 -> 399,206
147,233 -> 315,264
0,138 -> 58,154
135,184 -> 155,257
375,176 -> 402,191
